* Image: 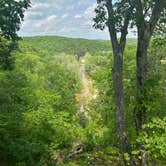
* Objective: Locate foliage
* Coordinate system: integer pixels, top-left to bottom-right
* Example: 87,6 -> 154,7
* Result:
136,118 -> 166,163
0,0 -> 30,70
0,0 -> 31,40
83,38 -> 166,164
145,38 -> 166,118
0,1 -> 165,165
94,0 -> 166,36
85,43 -> 138,143
0,37 -> 16,70
0,40 -> 82,165
154,8 -> 166,37
0,36 -> 165,165
94,0 -> 134,32
20,36 -> 113,55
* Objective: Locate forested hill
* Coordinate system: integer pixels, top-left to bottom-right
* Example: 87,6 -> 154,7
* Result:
0,0 -> 165,165
0,33 -> 165,165
20,36 -> 136,55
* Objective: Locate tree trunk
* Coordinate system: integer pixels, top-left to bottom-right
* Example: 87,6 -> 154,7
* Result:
112,49 -> 135,166
112,50 -> 125,148
134,29 -> 151,166
105,2 -> 136,164
134,30 -> 150,131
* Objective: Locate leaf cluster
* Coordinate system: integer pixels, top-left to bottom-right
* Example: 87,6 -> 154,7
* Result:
0,0 -> 30,40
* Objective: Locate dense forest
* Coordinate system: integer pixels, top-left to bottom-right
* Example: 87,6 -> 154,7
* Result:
0,0 -> 166,166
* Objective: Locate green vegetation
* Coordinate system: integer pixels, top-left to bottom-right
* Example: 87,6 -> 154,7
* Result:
0,0 -> 30,40
0,36 -> 165,165
94,2 -> 165,165
0,0 -> 165,165
0,36 -> 113,165
0,37 -> 82,165
21,36 -> 112,55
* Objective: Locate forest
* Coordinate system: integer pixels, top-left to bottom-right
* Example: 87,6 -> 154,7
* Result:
0,0 -> 166,166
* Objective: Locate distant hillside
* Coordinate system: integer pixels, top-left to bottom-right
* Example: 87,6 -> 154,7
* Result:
20,36 -> 136,56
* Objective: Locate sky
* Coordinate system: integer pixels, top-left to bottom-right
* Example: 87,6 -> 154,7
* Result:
19,0 -> 135,40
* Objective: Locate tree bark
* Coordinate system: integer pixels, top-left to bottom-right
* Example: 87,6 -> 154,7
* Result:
112,47 -> 136,166
135,30 -> 150,166
112,49 -> 132,166
113,50 -> 125,145
134,29 -> 150,131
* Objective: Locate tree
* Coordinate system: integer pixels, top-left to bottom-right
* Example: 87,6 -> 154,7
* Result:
0,0 -> 30,69
134,3 -> 165,164
0,0 -> 31,40
134,0 -> 166,133
94,0 -> 135,165
94,0 -> 165,165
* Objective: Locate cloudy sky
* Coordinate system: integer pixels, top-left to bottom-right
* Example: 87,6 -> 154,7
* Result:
19,0 -> 134,39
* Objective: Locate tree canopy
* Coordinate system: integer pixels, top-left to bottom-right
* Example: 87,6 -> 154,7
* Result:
0,0 -> 31,40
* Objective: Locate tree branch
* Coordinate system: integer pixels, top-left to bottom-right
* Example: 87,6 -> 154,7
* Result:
147,0 -> 166,37
135,0 -> 146,28
143,6 -> 150,18
106,0 -> 118,50
120,1 -> 135,52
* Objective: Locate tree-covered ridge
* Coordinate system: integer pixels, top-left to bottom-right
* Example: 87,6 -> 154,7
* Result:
20,36 -> 136,55
20,36 -> 112,55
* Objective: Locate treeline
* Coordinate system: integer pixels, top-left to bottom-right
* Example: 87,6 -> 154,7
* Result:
21,36 -> 112,55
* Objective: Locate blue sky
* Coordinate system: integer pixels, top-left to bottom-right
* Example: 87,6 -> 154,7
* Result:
19,0 -> 134,39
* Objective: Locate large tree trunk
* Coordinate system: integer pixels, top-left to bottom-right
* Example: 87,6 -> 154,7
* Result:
134,29 -> 151,166
112,49 -> 135,166
112,50 -> 125,148
134,30 -> 150,131
135,25 -> 159,166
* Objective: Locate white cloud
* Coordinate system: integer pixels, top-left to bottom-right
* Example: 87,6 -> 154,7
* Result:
32,2 -> 50,10
84,3 -> 97,18
47,15 -> 57,21
19,0 -> 110,39
66,5 -> 75,11
24,11 -> 43,19
34,15 -> 57,32
74,14 -> 83,19
61,14 -> 69,19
